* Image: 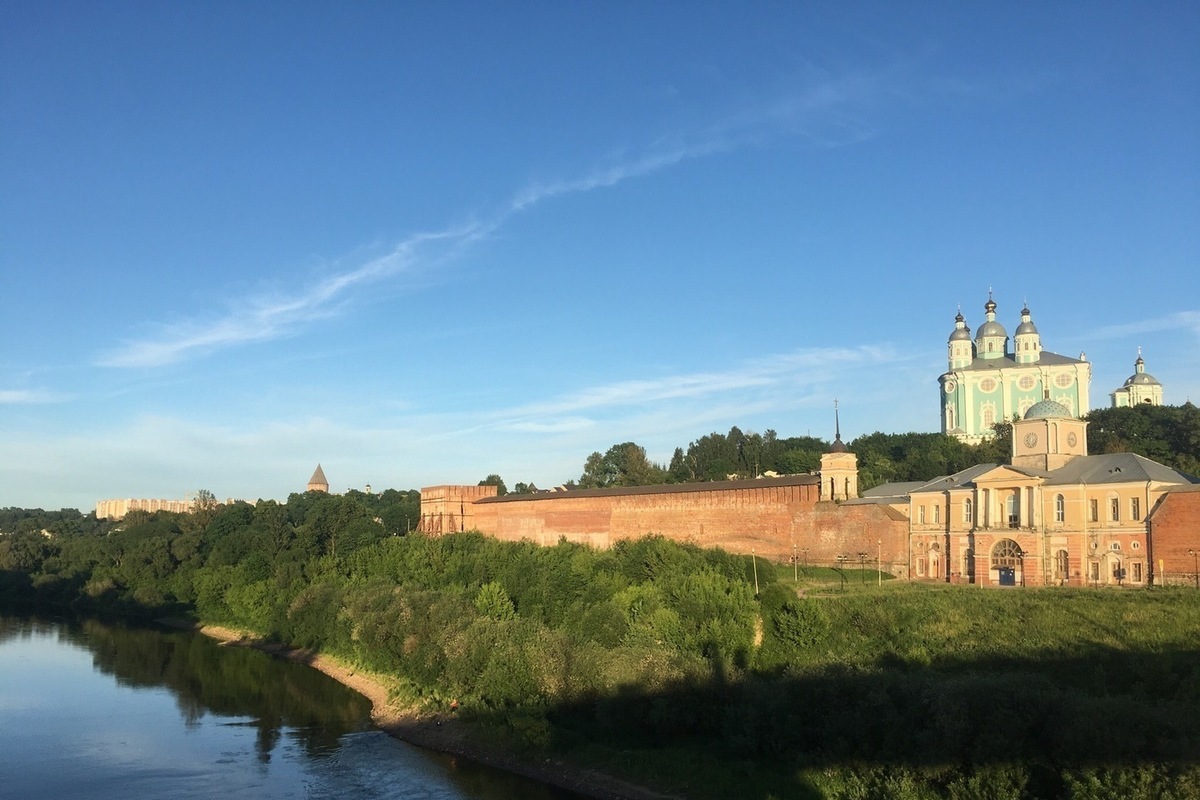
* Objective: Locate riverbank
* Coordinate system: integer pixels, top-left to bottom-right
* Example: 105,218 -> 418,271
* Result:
187,623 -> 677,800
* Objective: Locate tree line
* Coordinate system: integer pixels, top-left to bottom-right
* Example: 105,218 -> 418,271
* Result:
528,403 -> 1196,493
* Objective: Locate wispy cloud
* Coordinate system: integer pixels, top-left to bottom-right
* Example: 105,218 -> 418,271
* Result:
0,388 -> 63,404
477,345 -> 893,434
1087,311 -> 1200,341
98,71 -> 885,370
509,139 -> 732,212
97,223 -> 486,368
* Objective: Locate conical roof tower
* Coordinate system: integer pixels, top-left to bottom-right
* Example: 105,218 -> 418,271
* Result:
307,464 -> 329,493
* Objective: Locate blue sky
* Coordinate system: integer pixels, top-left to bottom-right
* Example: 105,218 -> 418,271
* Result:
3,2 -> 1198,512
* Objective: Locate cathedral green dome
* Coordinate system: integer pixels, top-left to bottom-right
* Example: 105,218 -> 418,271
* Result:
976,320 -> 1008,338
1024,399 -> 1072,420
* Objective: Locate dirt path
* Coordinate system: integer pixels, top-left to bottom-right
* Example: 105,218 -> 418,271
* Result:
190,624 -> 678,800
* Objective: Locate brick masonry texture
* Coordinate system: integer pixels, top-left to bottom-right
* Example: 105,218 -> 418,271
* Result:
421,476 -> 910,575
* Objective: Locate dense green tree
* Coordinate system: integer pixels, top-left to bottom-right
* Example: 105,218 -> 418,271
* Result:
579,442 -> 667,488
478,474 -> 508,496
1085,403 -> 1200,475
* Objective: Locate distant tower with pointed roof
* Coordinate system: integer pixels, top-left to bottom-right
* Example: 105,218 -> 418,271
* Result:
307,464 -> 329,493
939,293 -> 1091,443
820,400 -> 858,501
1111,349 -> 1164,407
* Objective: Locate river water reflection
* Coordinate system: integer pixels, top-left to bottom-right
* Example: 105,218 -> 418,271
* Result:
0,617 -> 584,800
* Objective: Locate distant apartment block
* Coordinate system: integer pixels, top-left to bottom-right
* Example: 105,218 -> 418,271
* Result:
95,496 -> 250,520
95,497 -> 195,519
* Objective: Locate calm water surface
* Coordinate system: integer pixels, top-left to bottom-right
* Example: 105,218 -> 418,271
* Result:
0,617 -> 584,800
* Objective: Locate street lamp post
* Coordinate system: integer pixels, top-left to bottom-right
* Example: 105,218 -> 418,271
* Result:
857,551 -> 867,583
1190,549 -> 1199,590
877,538 -> 882,587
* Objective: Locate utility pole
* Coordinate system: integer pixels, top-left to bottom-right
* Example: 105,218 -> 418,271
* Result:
877,538 -> 882,587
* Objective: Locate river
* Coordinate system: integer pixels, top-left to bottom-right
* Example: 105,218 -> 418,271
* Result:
0,616 -> 585,800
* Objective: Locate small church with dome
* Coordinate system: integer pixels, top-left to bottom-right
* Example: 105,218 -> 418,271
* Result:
940,294 -> 1091,443
1111,350 -> 1164,407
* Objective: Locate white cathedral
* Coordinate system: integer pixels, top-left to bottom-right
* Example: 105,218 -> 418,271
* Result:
940,295 -> 1092,443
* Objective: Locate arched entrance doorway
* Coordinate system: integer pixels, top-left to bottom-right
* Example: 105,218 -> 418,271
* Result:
992,539 -> 1023,586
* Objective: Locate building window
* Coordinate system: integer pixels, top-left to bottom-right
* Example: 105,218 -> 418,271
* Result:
1131,541 -> 1141,550
918,506 -> 926,524
981,406 -> 996,429
1110,542 -> 1122,551
1055,494 -> 1065,523
1089,562 -> 1100,582
1110,497 -> 1120,522
1090,498 -> 1099,523
1131,497 -> 1141,521
1054,549 -> 1069,579
1006,493 -> 1020,528
933,505 -> 940,524
946,405 -> 955,430
1132,562 -> 1143,582
963,498 -> 973,525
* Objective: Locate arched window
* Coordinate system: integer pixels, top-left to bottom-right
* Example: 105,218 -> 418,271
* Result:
992,539 -> 1023,567
963,497 -> 973,524
981,405 -> 996,429
946,405 -> 956,430
1055,494 -> 1065,523
933,504 -> 941,524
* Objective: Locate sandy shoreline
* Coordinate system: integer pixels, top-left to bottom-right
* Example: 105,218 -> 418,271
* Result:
184,622 -> 677,800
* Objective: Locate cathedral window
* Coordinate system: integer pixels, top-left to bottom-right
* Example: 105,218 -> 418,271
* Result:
981,406 -> 996,429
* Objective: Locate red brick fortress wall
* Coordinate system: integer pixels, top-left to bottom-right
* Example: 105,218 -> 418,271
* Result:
1148,486 -> 1200,586
421,477 -> 909,575
417,484 -> 499,534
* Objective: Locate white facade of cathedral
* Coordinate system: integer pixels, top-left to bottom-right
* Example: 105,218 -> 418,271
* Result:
939,295 -> 1091,443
